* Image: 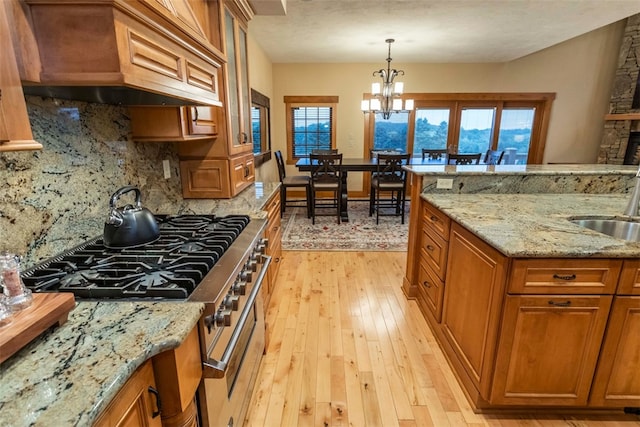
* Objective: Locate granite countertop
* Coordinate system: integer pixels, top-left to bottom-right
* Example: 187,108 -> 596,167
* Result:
0,302 -> 204,427
0,182 -> 280,427
406,163 -> 639,176
423,193 -> 640,257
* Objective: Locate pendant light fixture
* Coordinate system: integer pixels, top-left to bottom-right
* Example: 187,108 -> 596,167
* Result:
361,39 -> 414,120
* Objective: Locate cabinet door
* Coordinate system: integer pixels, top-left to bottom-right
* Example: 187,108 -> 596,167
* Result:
618,259 -> 640,295
94,360 -> 162,427
223,3 -> 252,155
440,223 -> 508,398
230,153 -> 254,194
0,2 -> 40,151
490,295 -> 612,406
187,106 -> 218,136
590,296 -> 640,407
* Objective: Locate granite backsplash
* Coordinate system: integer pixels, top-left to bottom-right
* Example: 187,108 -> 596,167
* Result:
0,96 -> 223,267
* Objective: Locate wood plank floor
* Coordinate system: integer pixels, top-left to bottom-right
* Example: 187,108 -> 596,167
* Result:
245,251 -> 640,427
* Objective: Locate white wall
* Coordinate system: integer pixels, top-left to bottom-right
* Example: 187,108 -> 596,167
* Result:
250,19 -> 626,186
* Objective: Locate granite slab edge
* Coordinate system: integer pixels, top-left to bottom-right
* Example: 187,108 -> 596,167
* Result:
422,193 -> 640,258
0,301 -> 204,427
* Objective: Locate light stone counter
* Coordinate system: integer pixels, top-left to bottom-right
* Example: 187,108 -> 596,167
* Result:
407,163 -> 637,194
423,193 -> 640,258
0,302 -> 204,427
0,182 -> 280,427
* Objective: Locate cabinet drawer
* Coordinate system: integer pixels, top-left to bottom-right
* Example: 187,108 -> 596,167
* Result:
416,258 -> 445,322
618,259 -> 640,295
420,223 -> 448,281
509,259 -> 622,295
422,201 -> 450,240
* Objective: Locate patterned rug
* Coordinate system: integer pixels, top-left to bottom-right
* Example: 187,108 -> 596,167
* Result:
280,201 -> 409,251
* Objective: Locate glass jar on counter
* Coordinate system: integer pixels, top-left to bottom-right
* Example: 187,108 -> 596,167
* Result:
0,252 -> 33,311
0,295 -> 11,327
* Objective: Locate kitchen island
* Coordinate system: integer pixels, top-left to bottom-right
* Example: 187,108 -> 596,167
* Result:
0,182 -> 280,427
404,188 -> 640,412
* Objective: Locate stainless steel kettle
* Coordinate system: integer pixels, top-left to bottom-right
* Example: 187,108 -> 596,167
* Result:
103,186 -> 160,248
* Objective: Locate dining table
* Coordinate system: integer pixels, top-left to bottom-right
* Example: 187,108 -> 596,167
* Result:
295,157 -> 442,222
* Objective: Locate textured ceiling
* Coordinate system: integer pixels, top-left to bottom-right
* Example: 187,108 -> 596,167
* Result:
248,0 -> 640,63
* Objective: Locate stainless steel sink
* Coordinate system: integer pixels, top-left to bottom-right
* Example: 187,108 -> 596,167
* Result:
569,217 -> 640,242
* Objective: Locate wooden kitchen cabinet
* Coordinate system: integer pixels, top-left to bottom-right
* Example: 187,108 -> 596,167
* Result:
415,201 -> 450,323
179,151 -> 254,198
95,327 -> 202,427
618,259 -> 640,295
22,0 -> 222,106
221,0 -> 253,156
93,359 -> 162,427
407,197 -> 640,411
590,296 -> 640,407
439,223 -> 508,399
490,295 -> 612,406
172,0 -> 255,198
0,1 -> 41,152
130,106 -> 219,142
263,191 -> 283,301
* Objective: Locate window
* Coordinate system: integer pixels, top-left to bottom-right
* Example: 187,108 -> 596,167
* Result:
365,93 -> 554,165
251,89 -> 271,167
457,107 -> 496,154
412,107 -> 450,158
285,96 -> 338,162
372,111 -> 409,153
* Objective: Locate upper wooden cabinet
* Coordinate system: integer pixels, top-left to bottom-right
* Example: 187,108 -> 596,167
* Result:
19,0 -> 223,106
222,0 -> 253,155
0,1 -> 41,152
130,105 -> 218,141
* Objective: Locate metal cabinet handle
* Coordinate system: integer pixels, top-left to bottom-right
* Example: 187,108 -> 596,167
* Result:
552,273 -> 576,281
192,107 -> 199,122
148,386 -> 161,418
203,255 -> 272,378
430,215 -> 439,222
422,280 -> 432,288
548,300 -> 571,307
426,244 -> 435,251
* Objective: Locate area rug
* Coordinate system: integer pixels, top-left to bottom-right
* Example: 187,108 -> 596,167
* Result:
280,201 -> 409,251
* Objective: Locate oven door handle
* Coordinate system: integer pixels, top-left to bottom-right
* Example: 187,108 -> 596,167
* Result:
202,254 -> 271,378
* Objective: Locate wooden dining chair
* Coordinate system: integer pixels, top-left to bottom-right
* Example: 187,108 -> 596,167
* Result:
369,153 -> 411,224
275,150 -> 311,218
310,148 -> 339,155
309,152 -> 343,224
421,148 -> 447,162
447,153 -> 481,165
484,149 -> 505,165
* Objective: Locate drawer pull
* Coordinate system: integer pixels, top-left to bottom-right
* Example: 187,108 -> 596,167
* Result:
426,244 -> 435,251
148,386 -> 162,418
552,273 -> 576,281
430,215 -> 439,222
548,300 -> 571,307
422,280 -> 432,288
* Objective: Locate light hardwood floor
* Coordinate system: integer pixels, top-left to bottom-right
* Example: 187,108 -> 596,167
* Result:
245,251 -> 640,427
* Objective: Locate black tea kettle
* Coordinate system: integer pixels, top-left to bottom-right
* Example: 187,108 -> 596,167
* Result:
103,186 -> 160,248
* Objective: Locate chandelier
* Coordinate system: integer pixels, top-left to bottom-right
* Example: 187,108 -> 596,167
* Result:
361,38 -> 414,120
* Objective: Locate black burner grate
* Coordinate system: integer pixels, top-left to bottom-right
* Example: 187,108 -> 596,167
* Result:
21,214 -> 250,300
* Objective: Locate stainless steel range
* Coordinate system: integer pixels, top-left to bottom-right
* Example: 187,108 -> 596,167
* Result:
21,214 -> 270,427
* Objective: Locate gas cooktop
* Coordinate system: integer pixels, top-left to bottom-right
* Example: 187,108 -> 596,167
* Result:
21,214 -> 251,300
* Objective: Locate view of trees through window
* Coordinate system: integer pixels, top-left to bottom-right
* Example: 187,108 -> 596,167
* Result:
371,103 -> 536,164
292,106 -> 333,157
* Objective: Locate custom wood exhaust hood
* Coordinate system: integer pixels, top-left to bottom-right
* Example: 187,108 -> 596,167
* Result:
16,0 -> 224,106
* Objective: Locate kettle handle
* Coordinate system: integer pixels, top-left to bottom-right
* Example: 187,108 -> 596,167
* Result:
109,186 -> 142,210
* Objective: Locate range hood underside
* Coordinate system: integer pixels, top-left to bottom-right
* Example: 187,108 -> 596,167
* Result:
23,85 -> 208,106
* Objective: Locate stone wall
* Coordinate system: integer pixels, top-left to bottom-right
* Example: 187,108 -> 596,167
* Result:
599,14 -> 640,164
